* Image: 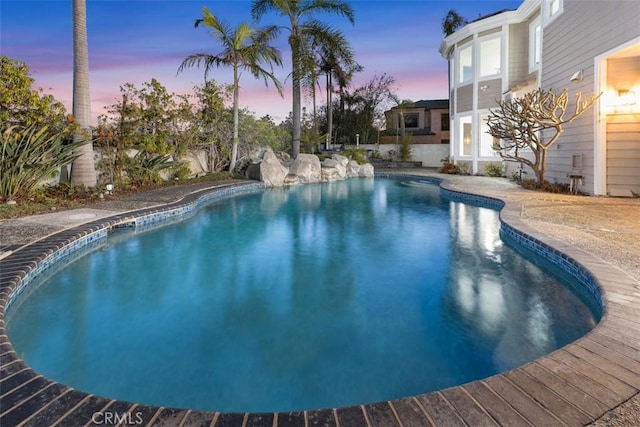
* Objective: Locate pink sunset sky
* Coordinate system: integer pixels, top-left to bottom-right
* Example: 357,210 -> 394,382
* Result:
1,0 -> 521,124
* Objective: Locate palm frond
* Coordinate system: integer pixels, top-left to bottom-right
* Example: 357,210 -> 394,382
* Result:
300,0 -> 355,25
177,53 -> 226,80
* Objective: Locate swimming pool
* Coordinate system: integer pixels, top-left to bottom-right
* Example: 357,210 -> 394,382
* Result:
5,177 -> 600,413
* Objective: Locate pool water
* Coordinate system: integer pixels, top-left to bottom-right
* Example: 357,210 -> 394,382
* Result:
6,178 -> 598,412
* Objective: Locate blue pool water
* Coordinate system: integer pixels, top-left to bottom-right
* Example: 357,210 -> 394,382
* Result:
6,178 -> 598,412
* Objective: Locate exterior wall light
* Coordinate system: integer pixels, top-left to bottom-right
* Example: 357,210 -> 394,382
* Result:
570,69 -> 583,82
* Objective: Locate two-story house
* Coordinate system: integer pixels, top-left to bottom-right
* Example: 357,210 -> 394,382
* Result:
381,99 -> 450,145
440,0 -> 639,196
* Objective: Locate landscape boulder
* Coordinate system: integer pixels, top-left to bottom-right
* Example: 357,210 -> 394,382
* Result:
346,160 -> 361,178
289,154 -> 321,184
321,158 -> 347,182
359,163 -> 375,177
332,154 -> 349,168
245,147 -> 289,187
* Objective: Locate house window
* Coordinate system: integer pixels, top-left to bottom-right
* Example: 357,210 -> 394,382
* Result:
544,0 -> 563,24
480,114 -> 500,157
442,113 -> 450,131
404,114 -> 419,128
458,45 -> 473,83
460,117 -> 472,156
479,37 -> 501,77
529,18 -> 541,70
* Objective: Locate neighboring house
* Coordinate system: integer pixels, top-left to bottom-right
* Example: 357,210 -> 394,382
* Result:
439,0 -> 640,196
381,99 -> 450,145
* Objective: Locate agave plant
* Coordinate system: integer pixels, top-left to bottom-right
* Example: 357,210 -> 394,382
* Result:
124,151 -> 177,186
1,125 -> 84,199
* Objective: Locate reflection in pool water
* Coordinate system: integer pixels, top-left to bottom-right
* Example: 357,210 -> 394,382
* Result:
6,178 -> 598,412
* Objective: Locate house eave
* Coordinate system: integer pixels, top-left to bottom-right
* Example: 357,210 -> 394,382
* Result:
439,0 -> 540,59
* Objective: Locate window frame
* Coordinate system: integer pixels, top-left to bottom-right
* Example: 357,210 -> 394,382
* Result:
457,43 -> 474,85
479,112 -> 501,158
458,115 -> 473,157
478,35 -> 502,79
543,0 -> 563,26
529,17 -> 542,72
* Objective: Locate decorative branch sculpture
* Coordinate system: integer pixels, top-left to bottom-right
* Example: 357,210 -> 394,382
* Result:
486,88 -> 600,187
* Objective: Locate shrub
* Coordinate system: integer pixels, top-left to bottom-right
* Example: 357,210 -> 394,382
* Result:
124,151 -> 176,186
439,156 -> 470,175
484,162 -> 504,177
342,147 -> 369,164
172,162 -> 192,181
518,179 -> 572,193
1,125 -> 83,199
399,134 -> 413,161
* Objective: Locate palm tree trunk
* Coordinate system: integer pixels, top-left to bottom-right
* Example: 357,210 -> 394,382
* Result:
230,65 -> 239,172
70,0 -> 97,187
326,72 -> 333,150
291,39 -> 301,158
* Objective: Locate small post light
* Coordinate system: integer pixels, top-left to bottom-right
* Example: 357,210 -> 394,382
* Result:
356,133 -> 360,147
105,183 -> 114,194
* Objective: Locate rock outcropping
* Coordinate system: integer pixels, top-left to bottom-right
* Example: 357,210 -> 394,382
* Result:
246,150 -> 374,187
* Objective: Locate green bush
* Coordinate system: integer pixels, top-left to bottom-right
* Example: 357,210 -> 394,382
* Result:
341,147 -> 369,164
124,151 -> 176,186
518,179 -> 572,193
172,162 -> 192,181
439,156 -> 459,174
1,125 -> 83,199
484,162 -> 504,177
399,135 -> 413,161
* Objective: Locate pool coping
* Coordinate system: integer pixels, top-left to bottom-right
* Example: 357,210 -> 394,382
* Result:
1,177 -> 639,426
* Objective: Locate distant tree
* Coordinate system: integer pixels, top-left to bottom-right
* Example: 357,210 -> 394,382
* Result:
238,111 -> 290,152
70,0 -> 97,187
342,73 -> 398,144
304,29 -> 361,148
394,99 -> 414,138
0,56 -> 67,131
442,9 -> 467,36
98,79 -> 208,185
252,0 -> 355,158
187,81 -> 234,172
486,88 -> 600,187
178,6 -> 283,171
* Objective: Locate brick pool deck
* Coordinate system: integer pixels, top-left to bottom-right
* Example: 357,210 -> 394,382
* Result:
1,173 -> 639,426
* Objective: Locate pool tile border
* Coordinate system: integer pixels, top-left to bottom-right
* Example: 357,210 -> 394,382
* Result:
1,177 -> 639,426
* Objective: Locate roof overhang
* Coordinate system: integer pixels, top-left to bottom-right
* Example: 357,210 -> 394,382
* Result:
439,0 -> 540,59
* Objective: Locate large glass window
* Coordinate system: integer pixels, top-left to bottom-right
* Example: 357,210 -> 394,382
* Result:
544,0 -> 563,24
458,45 -> 473,83
459,117 -> 472,156
441,113 -> 450,131
529,18 -> 541,70
479,37 -> 501,77
404,114 -> 419,128
549,0 -> 562,16
480,114 -> 500,157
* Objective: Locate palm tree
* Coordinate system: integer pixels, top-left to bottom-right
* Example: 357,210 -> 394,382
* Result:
178,6 -> 283,172
70,0 -> 97,187
302,29 -> 359,149
442,9 -> 467,36
252,0 -> 355,158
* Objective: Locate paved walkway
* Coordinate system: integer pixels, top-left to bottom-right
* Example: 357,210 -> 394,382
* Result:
1,173 -> 639,426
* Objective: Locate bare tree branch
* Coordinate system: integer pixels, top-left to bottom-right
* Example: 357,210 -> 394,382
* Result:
485,88 -> 600,187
